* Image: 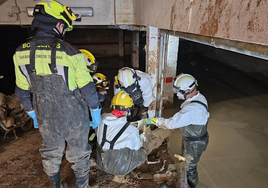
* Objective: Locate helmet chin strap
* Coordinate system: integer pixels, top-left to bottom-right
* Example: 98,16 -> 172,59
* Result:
53,21 -> 66,39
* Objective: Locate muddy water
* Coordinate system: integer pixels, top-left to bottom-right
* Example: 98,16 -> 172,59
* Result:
161,53 -> 268,187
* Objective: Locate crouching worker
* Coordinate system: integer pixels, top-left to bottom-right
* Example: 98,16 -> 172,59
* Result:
95,91 -> 147,178
95,91 -> 172,182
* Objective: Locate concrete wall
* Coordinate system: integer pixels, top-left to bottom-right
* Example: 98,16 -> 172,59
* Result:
0,0 -> 134,26
65,28 -> 131,57
1,0 -> 267,45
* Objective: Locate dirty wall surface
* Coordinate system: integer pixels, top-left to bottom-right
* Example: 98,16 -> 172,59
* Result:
136,0 -> 268,45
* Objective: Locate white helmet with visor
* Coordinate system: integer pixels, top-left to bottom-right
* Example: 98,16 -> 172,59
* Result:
172,73 -> 198,100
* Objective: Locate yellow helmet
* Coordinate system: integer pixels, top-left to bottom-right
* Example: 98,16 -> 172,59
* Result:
33,0 -> 76,31
80,49 -> 99,73
111,91 -> 134,111
114,76 -> 120,89
92,73 -> 110,89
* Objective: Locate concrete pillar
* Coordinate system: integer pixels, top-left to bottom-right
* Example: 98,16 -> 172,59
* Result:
146,26 -> 160,118
131,31 -> 139,69
158,34 -> 179,116
163,35 -> 179,108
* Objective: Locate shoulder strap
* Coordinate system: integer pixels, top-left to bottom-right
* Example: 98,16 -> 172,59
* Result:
29,40 -> 36,74
49,43 -> 58,74
100,122 -> 131,149
100,124 -> 108,147
29,38 -> 59,74
110,122 -> 130,149
190,100 -> 208,111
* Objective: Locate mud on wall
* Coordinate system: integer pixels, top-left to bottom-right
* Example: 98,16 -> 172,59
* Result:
1,0 -> 267,45
135,0 -> 268,45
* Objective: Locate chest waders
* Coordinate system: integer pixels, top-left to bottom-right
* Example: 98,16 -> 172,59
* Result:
28,38 -> 91,188
179,100 -> 209,188
96,122 -> 147,175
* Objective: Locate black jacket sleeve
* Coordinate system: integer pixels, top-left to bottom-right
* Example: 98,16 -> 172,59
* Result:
80,82 -> 99,109
15,86 -> 33,112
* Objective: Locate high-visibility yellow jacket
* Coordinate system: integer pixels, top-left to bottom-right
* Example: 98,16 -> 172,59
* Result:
13,38 -> 93,91
13,33 -> 99,111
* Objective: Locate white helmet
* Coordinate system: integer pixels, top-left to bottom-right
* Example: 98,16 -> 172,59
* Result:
116,67 -> 140,87
173,73 -> 198,100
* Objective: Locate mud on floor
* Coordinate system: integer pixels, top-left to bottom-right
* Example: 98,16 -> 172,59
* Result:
0,129 -> 178,188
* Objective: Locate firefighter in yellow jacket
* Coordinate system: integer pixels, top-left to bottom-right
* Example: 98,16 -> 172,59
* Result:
13,1 -> 101,188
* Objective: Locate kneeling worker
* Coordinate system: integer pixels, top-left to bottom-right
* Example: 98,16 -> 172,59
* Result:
95,90 -> 172,178
95,91 -> 147,176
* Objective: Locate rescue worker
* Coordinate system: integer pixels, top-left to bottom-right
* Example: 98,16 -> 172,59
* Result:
80,49 -> 99,74
147,73 -> 209,188
114,67 -> 153,121
13,1 -> 101,188
92,72 -> 111,108
95,90 -> 172,178
95,90 -> 147,176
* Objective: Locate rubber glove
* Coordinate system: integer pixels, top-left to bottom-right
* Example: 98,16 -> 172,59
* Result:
147,117 -> 158,125
132,118 -> 148,130
27,111 -> 38,129
89,121 -> 98,129
90,104 -> 102,129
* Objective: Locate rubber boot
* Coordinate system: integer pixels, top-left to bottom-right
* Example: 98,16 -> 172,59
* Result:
76,174 -> 89,188
187,175 -> 198,188
48,172 -> 61,188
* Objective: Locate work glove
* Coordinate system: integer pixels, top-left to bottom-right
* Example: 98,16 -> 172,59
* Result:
89,121 -> 98,129
27,111 -> 38,129
90,104 -> 102,129
132,118 -> 148,130
146,117 -> 158,125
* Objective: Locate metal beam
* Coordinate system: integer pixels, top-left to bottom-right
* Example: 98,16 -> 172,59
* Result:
167,30 -> 268,61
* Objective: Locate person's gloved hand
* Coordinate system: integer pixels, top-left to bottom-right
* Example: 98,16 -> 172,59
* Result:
89,121 -> 98,129
27,111 -> 38,129
90,104 -> 102,129
132,118 -> 149,130
147,117 -> 158,125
